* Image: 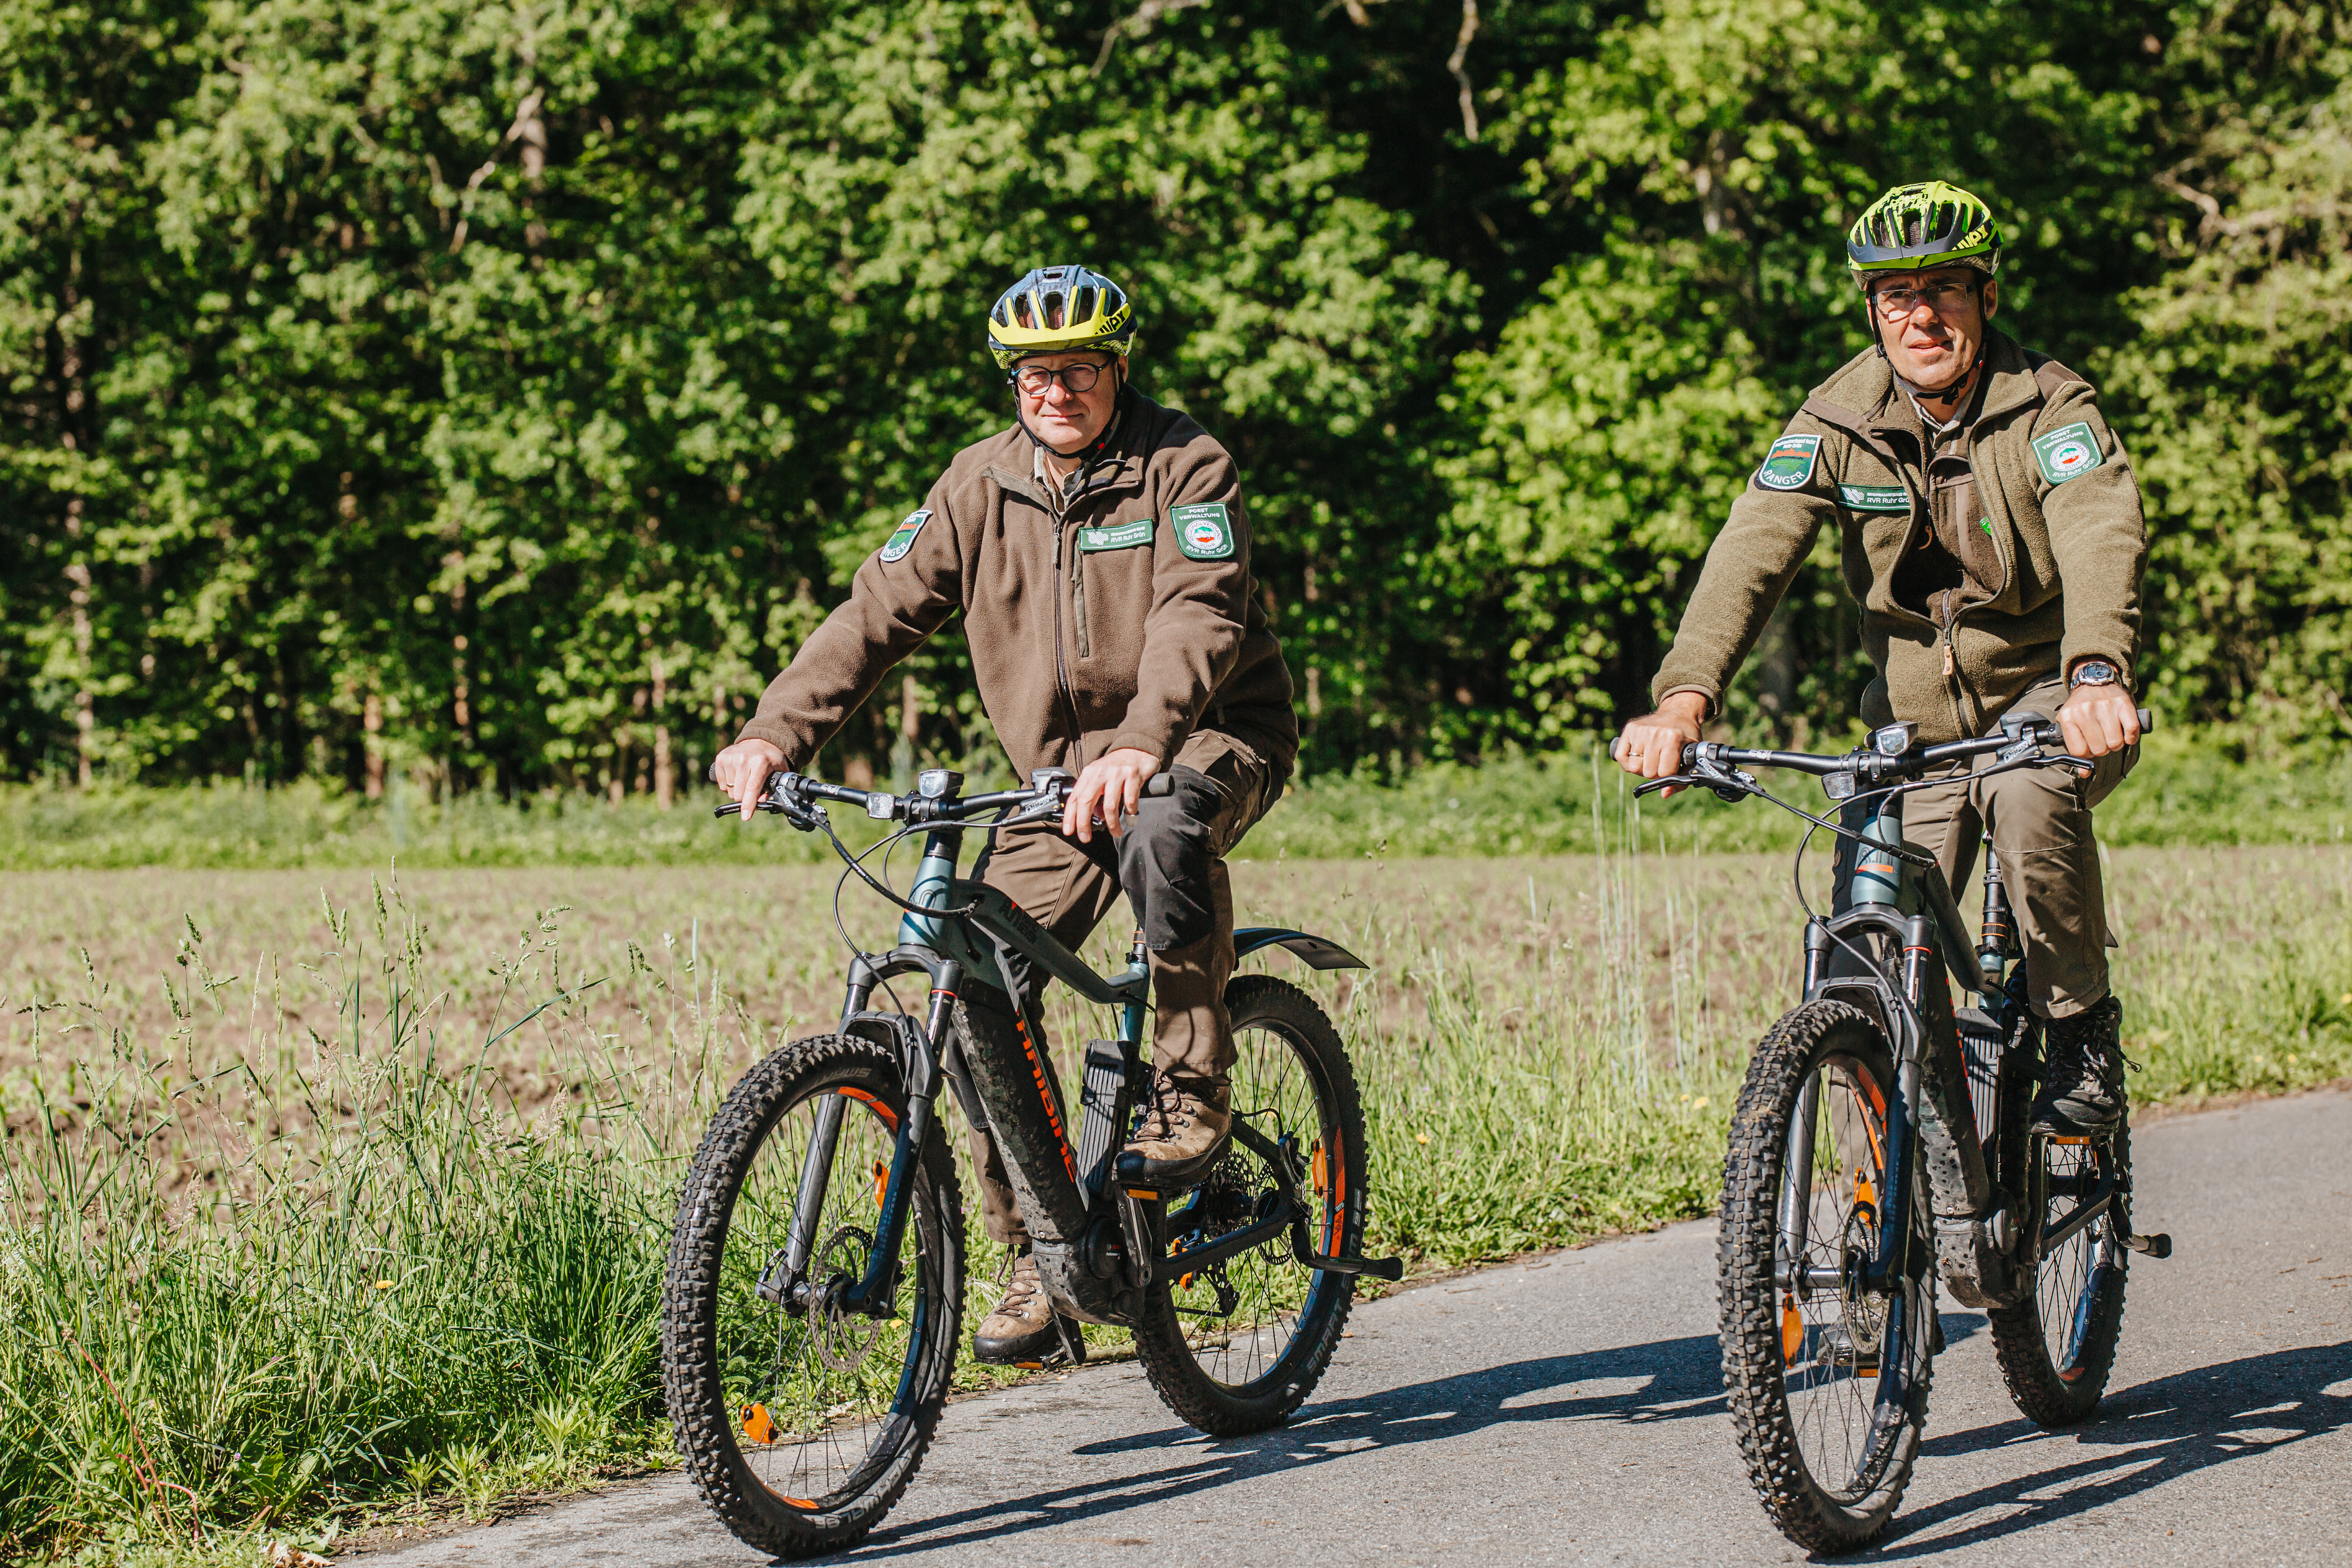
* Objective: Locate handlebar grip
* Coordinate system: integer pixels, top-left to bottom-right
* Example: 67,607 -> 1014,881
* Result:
1143,773 -> 1176,798
2136,707 -> 2155,735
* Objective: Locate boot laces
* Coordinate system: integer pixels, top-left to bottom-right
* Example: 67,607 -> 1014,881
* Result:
993,1252 -> 1045,1320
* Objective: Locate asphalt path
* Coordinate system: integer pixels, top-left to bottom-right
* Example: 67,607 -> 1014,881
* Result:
365,1085 -> 2352,1567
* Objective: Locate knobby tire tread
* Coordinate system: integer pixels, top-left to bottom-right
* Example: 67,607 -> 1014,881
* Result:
662,1033 -> 964,1560
1985,1054 -> 2131,1426
1719,1000 -> 1929,1554
1131,975 -> 1366,1437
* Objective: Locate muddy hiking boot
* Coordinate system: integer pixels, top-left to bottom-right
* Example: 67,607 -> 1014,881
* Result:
1116,1071 -> 1232,1191
2031,995 -> 2128,1135
972,1248 -> 1074,1366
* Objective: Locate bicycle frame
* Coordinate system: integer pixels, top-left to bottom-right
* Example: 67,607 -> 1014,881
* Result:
1797,788 -> 2018,1317
756,768 -> 1389,1342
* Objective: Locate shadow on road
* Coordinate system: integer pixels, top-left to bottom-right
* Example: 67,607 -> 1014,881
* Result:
844,1334 -> 1727,1559
1868,1340 -> 2352,1558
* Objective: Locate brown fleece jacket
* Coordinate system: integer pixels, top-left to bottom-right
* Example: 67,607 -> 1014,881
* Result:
737,392 -> 1297,782
1653,330 -> 2147,743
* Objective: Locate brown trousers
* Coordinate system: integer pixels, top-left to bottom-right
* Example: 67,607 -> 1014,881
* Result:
1891,682 -> 2136,1020
964,735 -> 1276,1244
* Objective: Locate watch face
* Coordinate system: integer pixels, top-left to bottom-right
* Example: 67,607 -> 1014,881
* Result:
2071,662 -> 2118,686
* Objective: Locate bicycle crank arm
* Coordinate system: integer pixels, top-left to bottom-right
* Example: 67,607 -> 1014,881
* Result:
1154,1200 -> 1299,1284
2030,1174 -> 2119,1260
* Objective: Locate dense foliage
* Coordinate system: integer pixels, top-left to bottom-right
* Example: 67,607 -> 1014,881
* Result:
7,0 -> 2350,794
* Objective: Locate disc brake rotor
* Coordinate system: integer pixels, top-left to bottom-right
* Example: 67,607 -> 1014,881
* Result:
813,1225 -> 886,1374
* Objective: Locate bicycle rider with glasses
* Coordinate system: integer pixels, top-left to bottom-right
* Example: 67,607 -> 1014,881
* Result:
1615,182 -> 2149,1136
708,265 -> 1296,1366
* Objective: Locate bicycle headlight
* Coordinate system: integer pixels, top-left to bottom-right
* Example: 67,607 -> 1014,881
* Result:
1872,722 -> 1918,757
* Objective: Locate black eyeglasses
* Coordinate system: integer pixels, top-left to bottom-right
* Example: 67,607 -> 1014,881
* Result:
1871,281 -> 1980,321
1009,360 -> 1111,396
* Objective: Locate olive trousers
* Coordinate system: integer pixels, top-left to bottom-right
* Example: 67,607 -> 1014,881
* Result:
964,737 -> 1277,1245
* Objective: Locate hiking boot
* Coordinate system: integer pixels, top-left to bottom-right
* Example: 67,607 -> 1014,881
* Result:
1116,1072 -> 1232,1191
2030,996 -> 2126,1135
972,1248 -> 1066,1366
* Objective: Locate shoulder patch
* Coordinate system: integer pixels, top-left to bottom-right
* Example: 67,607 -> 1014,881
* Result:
1170,501 -> 1235,560
2031,423 -> 2103,486
1078,518 -> 1154,553
1755,433 -> 1822,492
1839,483 -> 1910,512
878,508 -> 931,563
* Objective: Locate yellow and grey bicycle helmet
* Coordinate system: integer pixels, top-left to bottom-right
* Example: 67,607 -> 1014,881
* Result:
1846,181 -> 2002,286
987,265 -> 1136,368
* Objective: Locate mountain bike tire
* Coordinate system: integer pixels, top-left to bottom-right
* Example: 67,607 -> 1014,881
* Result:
1720,1000 -> 1935,1553
1131,974 -> 1368,1436
1987,1023 -> 2132,1426
663,1033 -> 964,1560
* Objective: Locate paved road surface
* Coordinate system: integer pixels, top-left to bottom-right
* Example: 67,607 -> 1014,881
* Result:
368,1086 -> 2352,1566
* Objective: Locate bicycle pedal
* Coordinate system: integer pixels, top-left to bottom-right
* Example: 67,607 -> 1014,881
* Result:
2125,1232 -> 2173,1259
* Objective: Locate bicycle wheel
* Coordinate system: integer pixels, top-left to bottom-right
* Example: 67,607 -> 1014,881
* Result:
1721,1000 -> 1936,1553
663,1033 -> 964,1559
1131,974 -> 1368,1436
1987,1019 -> 2132,1425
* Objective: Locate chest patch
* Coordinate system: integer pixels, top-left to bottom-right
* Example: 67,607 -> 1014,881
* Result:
2031,422 -> 2103,486
878,508 -> 931,563
1755,433 -> 1822,492
1170,501 -> 1235,560
1839,483 -> 1910,512
1078,518 -> 1154,552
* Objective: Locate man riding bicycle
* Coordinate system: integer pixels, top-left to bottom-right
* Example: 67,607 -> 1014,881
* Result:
1615,182 -> 2148,1137
710,265 -> 1296,1366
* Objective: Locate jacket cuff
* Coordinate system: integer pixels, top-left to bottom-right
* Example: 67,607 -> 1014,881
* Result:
1106,730 -> 1174,768
733,720 -> 808,772
1653,682 -> 1719,721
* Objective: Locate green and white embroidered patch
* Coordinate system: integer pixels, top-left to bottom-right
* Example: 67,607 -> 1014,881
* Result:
1079,518 -> 1154,553
2031,422 -> 2103,486
1839,483 -> 1910,512
1170,501 -> 1235,560
878,508 -> 931,563
1755,433 -> 1822,492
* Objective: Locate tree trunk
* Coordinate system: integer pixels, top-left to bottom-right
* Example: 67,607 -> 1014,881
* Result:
364,691 -> 385,799
653,653 -> 673,810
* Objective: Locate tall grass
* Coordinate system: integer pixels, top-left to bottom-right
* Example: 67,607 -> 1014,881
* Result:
0,888 -> 703,1561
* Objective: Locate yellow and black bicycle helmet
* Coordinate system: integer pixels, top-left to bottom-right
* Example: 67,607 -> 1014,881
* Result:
1846,181 -> 2001,286
987,265 -> 1136,368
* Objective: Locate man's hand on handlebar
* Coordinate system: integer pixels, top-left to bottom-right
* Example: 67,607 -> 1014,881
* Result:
710,737 -> 788,825
2058,680 -> 2142,760
1612,692 -> 1708,797
1062,747 -> 1160,843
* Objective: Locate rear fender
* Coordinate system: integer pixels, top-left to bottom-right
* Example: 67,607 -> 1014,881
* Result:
1232,927 -> 1368,971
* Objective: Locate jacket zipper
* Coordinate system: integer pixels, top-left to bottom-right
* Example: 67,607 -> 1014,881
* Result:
1049,519 -> 1086,767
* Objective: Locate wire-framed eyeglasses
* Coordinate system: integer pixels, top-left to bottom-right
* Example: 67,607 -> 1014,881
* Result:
1009,360 -> 1113,396
1871,281 -> 1982,321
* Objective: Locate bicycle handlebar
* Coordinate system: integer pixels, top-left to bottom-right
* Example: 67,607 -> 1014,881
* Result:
1611,707 -> 2154,788
713,767 -> 1177,824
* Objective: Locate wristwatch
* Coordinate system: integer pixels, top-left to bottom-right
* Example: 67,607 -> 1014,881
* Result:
2068,659 -> 2122,690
